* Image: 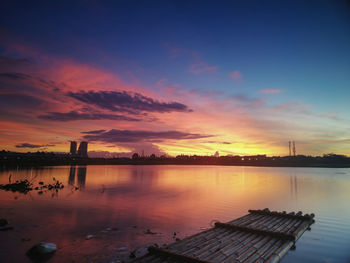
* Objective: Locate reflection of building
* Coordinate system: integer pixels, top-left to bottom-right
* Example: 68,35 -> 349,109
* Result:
68,166 -> 87,188
77,166 -> 87,188
290,175 -> 298,201
70,141 -> 77,155
68,166 -> 76,185
78,141 -> 88,157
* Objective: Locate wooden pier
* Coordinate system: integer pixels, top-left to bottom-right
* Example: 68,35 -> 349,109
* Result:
130,209 -> 315,263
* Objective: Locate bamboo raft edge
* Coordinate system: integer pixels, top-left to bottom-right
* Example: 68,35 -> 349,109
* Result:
129,209 -> 315,263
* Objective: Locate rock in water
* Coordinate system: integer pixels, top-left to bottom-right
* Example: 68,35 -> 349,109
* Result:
34,242 -> 57,253
0,218 -> 8,227
27,242 -> 57,260
0,218 -> 13,231
116,246 -> 128,252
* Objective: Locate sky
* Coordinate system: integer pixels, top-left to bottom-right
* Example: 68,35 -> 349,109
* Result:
0,0 -> 350,157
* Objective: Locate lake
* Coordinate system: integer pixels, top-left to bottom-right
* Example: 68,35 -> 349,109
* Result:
0,165 -> 349,263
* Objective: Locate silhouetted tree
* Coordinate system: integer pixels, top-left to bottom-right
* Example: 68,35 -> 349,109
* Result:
132,153 -> 139,159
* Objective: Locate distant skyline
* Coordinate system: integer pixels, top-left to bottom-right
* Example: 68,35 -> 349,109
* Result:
1,0 -> 350,157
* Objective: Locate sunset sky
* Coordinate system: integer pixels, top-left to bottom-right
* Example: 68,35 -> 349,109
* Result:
1,0 -> 350,157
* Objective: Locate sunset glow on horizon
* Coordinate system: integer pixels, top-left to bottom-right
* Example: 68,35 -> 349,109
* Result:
1,1 -> 350,157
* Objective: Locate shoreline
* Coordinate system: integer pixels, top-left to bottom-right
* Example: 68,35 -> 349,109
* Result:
2,152 -> 350,169
1,161 -> 350,169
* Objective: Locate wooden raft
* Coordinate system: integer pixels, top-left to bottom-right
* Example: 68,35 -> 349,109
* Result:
130,209 -> 315,263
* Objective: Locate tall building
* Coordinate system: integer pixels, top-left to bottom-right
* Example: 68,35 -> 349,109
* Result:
70,141 -> 77,155
77,141 -> 88,157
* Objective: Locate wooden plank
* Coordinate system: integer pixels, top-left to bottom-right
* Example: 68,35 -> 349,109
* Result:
130,209 -> 315,263
183,230 -> 239,256
200,233 -> 259,261
228,214 -> 268,227
168,228 -> 227,251
214,222 -> 296,241
248,209 -> 315,221
148,247 -> 212,263
264,241 -> 294,263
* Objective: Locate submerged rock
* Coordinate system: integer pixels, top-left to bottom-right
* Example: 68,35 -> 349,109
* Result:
0,180 -> 32,194
27,242 -> 57,261
129,250 -> 136,258
0,179 -> 64,194
0,218 -> 13,231
116,246 -> 128,252
0,218 -> 8,226
85,234 -> 94,240
31,242 -> 57,254
144,229 -> 157,235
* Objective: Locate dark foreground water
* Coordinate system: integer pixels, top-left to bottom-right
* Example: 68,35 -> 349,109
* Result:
0,165 -> 349,263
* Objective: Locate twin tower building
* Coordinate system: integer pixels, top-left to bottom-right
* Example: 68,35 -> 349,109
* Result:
70,141 -> 88,157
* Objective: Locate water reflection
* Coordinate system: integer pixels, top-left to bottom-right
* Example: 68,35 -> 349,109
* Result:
68,166 -> 87,188
289,174 -> 298,201
0,166 -> 350,263
68,166 -> 76,186
77,166 -> 87,188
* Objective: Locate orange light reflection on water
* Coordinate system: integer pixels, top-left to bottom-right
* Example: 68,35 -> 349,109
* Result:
1,166 -> 350,262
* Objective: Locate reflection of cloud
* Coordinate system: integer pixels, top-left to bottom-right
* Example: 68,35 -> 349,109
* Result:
68,90 -> 192,113
82,129 -> 212,143
38,111 -> 140,121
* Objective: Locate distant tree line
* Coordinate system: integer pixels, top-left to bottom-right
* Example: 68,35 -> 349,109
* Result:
1,150 -> 349,168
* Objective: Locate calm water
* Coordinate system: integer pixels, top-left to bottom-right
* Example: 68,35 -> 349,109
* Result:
0,165 -> 350,263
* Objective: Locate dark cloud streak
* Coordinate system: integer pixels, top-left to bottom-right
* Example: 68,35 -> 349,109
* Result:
0,56 -> 32,71
81,129 -> 106,134
82,129 -> 212,143
0,72 -> 31,80
16,143 -> 55,148
38,111 -> 140,121
68,90 -> 192,113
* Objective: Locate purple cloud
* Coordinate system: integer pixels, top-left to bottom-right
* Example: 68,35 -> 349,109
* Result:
190,62 -> 217,74
38,111 -> 140,121
67,90 -> 192,113
0,56 -> 32,72
0,72 -> 31,80
228,70 -> 242,81
82,129 -> 212,143
81,129 -> 106,134
0,93 -> 46,109
16,143 -> 55,148
260,89 -> 282,94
